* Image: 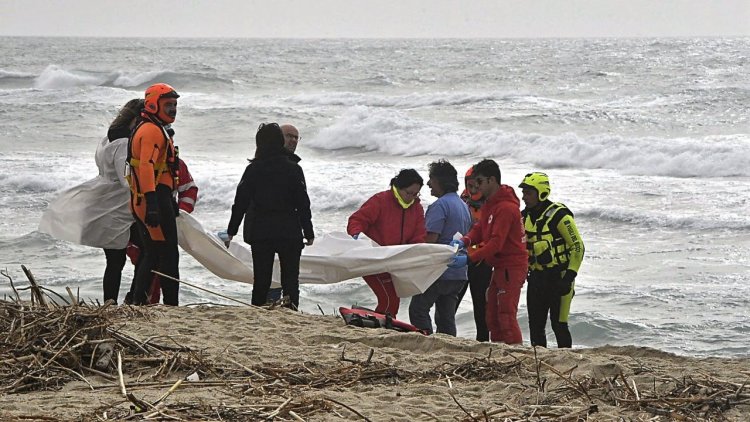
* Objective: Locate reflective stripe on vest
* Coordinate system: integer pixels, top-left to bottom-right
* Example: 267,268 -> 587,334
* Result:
523,202 -> 569,271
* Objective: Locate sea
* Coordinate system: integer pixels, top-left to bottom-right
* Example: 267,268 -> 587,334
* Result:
1,37 -> 748,358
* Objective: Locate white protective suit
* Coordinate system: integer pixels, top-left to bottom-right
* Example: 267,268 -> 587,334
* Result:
39,135 -> 133,249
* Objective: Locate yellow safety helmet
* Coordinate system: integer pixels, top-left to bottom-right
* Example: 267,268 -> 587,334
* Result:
519,172 -> 551,201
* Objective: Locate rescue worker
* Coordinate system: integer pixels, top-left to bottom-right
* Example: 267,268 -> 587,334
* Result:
519,172 -> 585,348
449,159 -> 527,344
347,169 -> 426,317
127,83 -> 181,306
458,166 -> 493,341
127,151 -> 199,304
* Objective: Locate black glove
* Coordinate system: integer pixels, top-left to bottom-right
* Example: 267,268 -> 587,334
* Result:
144,191 -> 160,227
558,270 -> 576,296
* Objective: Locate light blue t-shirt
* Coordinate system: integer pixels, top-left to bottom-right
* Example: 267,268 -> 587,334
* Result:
424,192 -> 473,281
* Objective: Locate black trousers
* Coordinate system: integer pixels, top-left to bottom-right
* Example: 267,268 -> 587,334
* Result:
457,261 -> 492,341
102,224 -> 139,303
131,185 -> 180,306
527,269 -> 572,348
250,238 -> 302,309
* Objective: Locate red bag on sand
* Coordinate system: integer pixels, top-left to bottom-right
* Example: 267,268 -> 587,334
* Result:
340,306 -> 428,335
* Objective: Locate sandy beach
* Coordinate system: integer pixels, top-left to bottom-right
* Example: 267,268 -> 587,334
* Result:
1,298 -> 748,421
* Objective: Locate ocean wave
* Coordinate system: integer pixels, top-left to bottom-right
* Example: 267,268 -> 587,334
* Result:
288,91 -> 512,108
0,173 -> 80,195
306,106 -> 750,178
571,312 -> 651,344
31,65 -> 234,91
0,69 -> 35,79
358,74 -> 401,87
576,206 -> 750,231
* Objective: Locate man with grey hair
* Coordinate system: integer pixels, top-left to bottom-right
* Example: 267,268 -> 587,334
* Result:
281,124 -> 301,158
267,123 -> 303,303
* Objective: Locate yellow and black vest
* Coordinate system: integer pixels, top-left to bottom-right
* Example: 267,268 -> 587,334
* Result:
523,202 -> 571,271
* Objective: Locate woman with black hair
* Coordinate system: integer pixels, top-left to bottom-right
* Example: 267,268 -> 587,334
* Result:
39,98 -> 144,304
347,168 -> 427,317
226,123 -> 314,309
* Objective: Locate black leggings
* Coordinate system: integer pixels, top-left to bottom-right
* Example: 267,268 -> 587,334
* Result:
455,261 -> 492,341
102,224 -> 139,303
131,185 -> 180,305
250,238 -> 302,308
468,262 -> 492,341
527,269 -> 572,348
102,248 -> 125,303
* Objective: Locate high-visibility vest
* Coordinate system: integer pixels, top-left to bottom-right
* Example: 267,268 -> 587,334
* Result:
523,202 -> 571,271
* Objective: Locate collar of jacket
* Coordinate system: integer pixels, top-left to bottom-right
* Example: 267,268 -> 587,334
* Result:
392,186 -> 414,209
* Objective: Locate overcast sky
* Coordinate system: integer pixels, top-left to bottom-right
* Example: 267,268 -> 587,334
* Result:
2,0 -> 748,38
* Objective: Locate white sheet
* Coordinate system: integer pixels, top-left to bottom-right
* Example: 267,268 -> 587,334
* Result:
176,212 -> 454,297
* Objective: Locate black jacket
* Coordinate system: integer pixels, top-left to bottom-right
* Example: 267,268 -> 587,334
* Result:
228,155 -> 313,243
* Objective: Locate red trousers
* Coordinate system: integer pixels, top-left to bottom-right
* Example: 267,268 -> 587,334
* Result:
486,266 -> 527,344
363,272 -> 400,317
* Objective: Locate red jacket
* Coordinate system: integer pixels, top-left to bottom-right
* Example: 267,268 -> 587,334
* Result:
177,158 -> 198,213
462,185 -> 527,270
347,190 -> 426,246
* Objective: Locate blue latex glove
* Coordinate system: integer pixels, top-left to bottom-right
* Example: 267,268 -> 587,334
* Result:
351,233 -> 360,240
449,239 -> 465,250
217,230 -> 231,247
448,254 -> 468,268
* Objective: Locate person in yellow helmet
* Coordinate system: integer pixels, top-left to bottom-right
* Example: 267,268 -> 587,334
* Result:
126,83 -> 181,305
519,172 -> 584,348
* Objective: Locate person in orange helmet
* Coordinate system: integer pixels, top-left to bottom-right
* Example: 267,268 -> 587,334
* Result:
126,83 -> 181,306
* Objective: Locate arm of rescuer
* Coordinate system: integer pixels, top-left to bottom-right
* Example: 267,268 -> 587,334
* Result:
134,123 -> 168,227
177,158 -> 198,213
462,202 -> 520,268
346,194 -> 381,239
556,211 -> 585,288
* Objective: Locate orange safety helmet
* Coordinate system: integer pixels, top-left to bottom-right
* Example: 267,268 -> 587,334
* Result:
465,166 -> 475,180
144,83 -> 179,124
